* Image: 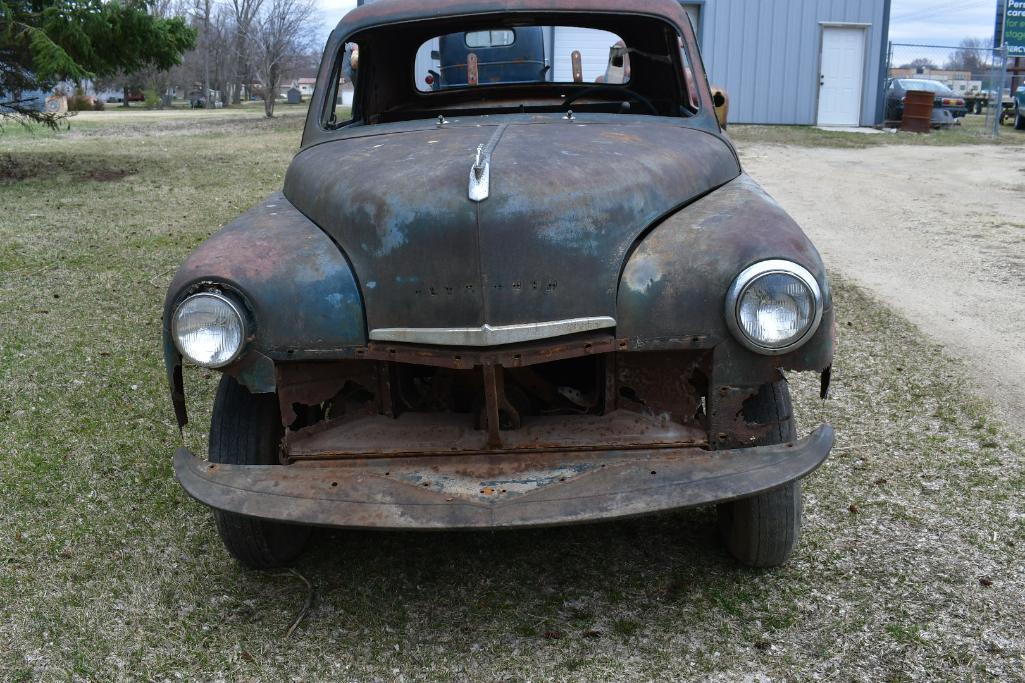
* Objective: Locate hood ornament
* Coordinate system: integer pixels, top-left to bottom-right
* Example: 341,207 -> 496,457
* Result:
473,144 -> 485,175
469,143 -> 490,202
468,125 -> 508,202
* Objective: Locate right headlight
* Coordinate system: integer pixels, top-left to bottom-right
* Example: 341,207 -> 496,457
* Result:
725,260 -> 823,355
171,291 -> 248,368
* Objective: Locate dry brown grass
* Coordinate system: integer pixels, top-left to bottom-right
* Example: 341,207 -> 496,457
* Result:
1,110 -> 1023,681
729,113 -> 1025,149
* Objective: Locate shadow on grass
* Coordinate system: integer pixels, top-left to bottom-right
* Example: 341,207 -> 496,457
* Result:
0,151 -> 139,183
198,506 -> 777,645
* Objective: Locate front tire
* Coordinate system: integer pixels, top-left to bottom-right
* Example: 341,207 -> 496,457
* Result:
717,381 -> 802,568
209,375 -> 311,568
1015,106 -> 1025,131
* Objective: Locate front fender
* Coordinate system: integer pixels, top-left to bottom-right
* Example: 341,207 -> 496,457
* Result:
617,174 -> 833,373
162,192 -> 365,426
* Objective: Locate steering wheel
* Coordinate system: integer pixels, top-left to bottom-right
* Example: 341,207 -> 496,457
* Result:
563,85 -> 659,115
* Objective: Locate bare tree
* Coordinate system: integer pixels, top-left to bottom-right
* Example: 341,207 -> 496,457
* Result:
898,57 -> 939,71
231,0 -> 264,104
945,37 -> 991,76
190,0 -> 215,107
210,4 -> 235,104
250,0 -> 316,117
86,0 -> 312,111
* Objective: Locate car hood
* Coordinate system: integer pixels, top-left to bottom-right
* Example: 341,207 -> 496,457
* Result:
283,118 -> 740,339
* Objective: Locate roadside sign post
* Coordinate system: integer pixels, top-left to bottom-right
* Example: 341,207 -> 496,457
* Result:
991,45 -> 1008,135
993,0 -> 1025,135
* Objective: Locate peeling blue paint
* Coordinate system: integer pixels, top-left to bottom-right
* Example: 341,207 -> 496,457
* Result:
164,191 -> 366,360
622,253 -> 664,293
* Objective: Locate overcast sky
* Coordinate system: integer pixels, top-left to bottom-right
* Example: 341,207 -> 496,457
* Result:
315,0 -> 1001,49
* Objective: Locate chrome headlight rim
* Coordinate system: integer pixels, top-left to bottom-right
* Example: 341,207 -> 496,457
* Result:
171,290 -> 249,368
725,259 -> 823,356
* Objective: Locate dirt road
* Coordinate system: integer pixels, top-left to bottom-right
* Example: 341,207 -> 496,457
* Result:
742,142 -> 1025,426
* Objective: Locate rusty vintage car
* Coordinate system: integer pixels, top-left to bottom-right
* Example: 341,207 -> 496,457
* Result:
164,0 -> 835,569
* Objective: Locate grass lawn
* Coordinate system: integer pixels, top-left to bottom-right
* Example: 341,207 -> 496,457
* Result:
1,111 -> 1024,681
730,113 -> 1025,149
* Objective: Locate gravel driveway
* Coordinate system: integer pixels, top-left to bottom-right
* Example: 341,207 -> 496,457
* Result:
741,143 -> 1025,427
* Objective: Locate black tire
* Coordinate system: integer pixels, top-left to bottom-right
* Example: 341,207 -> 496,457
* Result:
717,381 -> 802,568
1015,106 -> 1025,131
209,375 -> 311,568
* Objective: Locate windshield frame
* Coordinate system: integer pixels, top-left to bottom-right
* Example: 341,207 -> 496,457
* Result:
302,4 -> 718,148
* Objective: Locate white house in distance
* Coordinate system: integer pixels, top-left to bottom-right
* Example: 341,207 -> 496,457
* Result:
352,0 -> 891,126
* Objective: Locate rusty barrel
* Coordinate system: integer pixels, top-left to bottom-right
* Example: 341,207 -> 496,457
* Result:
901,90 -> 933,133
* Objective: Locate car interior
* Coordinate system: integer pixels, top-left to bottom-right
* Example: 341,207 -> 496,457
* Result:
324,12 -> 703,127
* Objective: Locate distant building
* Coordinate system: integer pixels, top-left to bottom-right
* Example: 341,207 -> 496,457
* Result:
353,0 -> 892,126
889,68 -> 971,81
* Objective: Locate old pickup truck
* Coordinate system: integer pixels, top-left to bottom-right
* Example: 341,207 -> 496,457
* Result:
163,0 -> 835,570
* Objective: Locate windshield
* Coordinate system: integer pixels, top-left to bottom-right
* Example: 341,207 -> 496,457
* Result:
415,26 -> 629,91
899,80 -> 955,95
322,13 -> 700,127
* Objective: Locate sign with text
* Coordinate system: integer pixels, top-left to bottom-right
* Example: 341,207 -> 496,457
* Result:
1007,0 -> 1025,55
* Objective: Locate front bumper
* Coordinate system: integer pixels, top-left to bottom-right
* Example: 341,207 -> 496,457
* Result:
174,424 -> 833,530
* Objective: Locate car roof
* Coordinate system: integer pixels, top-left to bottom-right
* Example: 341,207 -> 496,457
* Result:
334,0 -> 692,36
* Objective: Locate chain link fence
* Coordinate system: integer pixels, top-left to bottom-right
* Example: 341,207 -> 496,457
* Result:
885,42 -> 1012,135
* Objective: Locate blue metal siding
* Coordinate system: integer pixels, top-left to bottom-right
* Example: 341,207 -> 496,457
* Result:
699,0 -> 888,125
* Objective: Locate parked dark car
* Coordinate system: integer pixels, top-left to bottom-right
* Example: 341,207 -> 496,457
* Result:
428,26 -> 548,89
885,78 -> 968,125
164,0 -> 835,570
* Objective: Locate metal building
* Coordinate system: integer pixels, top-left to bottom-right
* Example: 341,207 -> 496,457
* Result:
355,0 -> 892,126
686,1 -> 892,126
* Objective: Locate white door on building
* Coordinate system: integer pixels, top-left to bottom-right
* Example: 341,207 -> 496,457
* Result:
817,27 -> 866,126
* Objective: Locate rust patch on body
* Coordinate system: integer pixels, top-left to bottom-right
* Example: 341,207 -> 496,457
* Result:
600,131 -> 642,143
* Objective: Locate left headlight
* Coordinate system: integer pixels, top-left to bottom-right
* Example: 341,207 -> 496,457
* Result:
171,291 -> 248,368
725,260 -> 823,355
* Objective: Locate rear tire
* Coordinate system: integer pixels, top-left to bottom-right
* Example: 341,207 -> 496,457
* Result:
1015,106 -> 1025,131
209,375 -> 311,569
717,381 -> 802,568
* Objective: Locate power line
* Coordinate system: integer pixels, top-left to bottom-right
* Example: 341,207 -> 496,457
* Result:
891,0 -> 993,23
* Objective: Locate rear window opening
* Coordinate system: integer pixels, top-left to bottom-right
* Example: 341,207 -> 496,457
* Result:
415,26 -> 630,93
465,29 -> 516,48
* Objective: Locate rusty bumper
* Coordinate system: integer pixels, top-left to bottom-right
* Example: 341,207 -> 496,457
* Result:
174,424 -> 833,530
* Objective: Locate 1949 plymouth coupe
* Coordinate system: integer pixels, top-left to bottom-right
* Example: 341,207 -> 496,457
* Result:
163,0 -> 835,569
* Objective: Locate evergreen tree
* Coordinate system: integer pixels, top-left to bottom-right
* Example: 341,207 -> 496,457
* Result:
0,0 -> 195,126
